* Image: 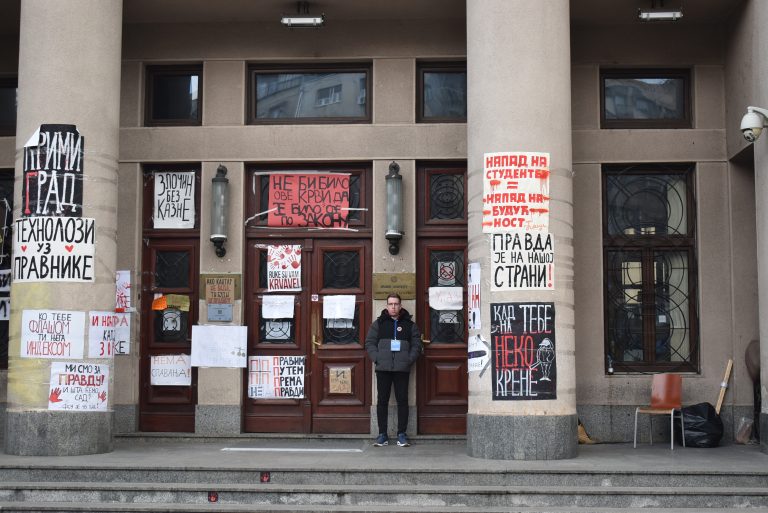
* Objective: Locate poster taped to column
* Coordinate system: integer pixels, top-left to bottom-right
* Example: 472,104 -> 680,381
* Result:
153,171 -> 195,229
13,216 -> 95,282
88,311 -> 130,357
490,232 -> 555,290
22,124 -> 84,217
467,263 -> 481,330
267,173 -> 349,228
115,270 -> 131,311
482,152 -> 550,233
48,361 -> 108,411
21,309 -> 85,358
491,302 -> 556,400
248,355 -> 305,398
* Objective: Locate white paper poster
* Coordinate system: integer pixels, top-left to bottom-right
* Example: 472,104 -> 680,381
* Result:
262,295 -> 295,319
153,171 -> 195,229
0,269 -> 10,292
248,355 -> 305,399
468,262 -> 481,330
21,309 -> 85,359
191,325 -> 248,368
115,270 -> 131,311
322,295 -> 356,319
88,311 -> 130,358
151,354 -> 192,386
428,287 -> 463,311
267,245 -> 302,292
482,151 -> 550,233
468,334 -> 490,373
48,361 -> 108,411
491,232 -> 555,290
13,217 -> 96,282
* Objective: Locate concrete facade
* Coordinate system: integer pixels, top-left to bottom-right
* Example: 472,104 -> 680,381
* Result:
0,0 -> 765,458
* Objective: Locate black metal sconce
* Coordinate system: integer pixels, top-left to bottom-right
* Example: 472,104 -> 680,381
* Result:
210,164 -> 229,258
385,161 -> 404,255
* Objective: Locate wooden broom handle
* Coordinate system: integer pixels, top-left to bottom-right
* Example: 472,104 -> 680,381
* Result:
715,359 -> 733,415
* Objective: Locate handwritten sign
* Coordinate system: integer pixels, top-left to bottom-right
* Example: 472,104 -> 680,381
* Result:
491,232 -> 554,290
116,270 -> 131,311
329,366 -> 352,394
154,171 -> 195,229
0,269 -> 10,292
151,354 -> 192,386
482,152 -> 550,233
468,334 -> 490,373
22,124 -> 83,217
48,361 -> 108,411
21,309 -> 85,359
248,355 -> 305,399
205,276 -> 235,305
191,325 -> 247,368
468,263 -> 481,330
0,298 -> 8,321
428,286 -> 463,311
88,311 -> 130,358
267,245 -> 302,292
491,302 -> 556,400
267,173 -> 349,228
13,216 -> 95,282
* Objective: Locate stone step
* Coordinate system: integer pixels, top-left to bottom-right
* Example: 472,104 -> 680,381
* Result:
0,482 -> 767,509
1,464 -> 766,488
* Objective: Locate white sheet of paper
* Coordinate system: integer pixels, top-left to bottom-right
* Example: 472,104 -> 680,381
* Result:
191,325 -> 248,368
322,295 -> 356,319
428,286 -> 463,310
262,295 -> 295,319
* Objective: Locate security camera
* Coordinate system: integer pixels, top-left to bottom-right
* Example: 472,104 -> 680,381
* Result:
741,106 -> 768,143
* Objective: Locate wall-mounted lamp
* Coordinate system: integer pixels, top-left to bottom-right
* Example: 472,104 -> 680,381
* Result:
638,1 -> 682,22
281,1 -> 325,28
740,106 -> 768,143
385,161 -> 404,255
210,164 -> 229,258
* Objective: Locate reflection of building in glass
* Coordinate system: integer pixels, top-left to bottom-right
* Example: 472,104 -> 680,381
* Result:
604,78 -> 682,119
424,72 -> 467,118
256,73 -> 366,119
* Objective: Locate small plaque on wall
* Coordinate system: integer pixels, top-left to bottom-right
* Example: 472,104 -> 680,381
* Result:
208,303 -> 233,322
372,273 -> 416,299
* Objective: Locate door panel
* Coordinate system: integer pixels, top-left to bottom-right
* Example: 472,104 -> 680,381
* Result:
244,238 -> 371,433
416,240 -> 468,434
139,239 -> 199,432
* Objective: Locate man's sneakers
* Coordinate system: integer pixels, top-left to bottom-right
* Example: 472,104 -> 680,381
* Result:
373,433 -> 388,446
396,432 -> 411,447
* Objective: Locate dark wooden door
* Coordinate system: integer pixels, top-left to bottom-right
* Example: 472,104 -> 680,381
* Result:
243,238 -> 371,433
139,238 -> 199,432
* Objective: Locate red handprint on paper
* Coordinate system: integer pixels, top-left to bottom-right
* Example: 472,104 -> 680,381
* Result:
49,388 -> 63,403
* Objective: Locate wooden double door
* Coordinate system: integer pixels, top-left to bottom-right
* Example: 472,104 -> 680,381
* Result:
244,237 -> 372,433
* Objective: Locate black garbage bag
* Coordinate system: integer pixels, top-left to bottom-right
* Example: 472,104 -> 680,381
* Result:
675,402 -> 723,448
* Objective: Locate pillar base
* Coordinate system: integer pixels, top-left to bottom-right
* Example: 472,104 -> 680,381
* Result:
467,413 -> 577,460
4,410 -> 113,456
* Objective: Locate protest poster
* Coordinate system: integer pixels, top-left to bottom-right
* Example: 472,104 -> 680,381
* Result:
0,298 -> 8,321
0,269 -> 10,292
267,245 -> 302,292
115,270 -> 131,311
468,334 -> 490,373
248,355 -> 305,399
22,124 -> 84,217
490,232 -> 555,290
428,287 -> 463,311
482,152 -> 550,233
88,311 -> 130,358
190,325 -> 247,368
205,274 -> 235,322
150,354 -> 192,386
468,263 -> 481,330
13,216 -> 95,282
48,361 -> 108,411
21,309 -> 85,359
267,173 -> 349,228
153,171 -> 195,229
491,302 -> 556,400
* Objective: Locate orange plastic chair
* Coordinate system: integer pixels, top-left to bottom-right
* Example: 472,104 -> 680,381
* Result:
633,373 -> 685,450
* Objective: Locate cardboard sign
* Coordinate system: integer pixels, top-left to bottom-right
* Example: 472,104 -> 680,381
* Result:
22,124 -> 84,217
21,309 -> 85,359
48,361 -> 108,411
248,355 -> 305,399
491,302 -> 556,400
153,171 -> 195,229
491,232 -> 555,290
13,216 -> 95,282
151,354 -> 192,386
267,173 -> 349,228
482,152 -> 550,233
88,311 -> 130,357
267,245 -> 302,292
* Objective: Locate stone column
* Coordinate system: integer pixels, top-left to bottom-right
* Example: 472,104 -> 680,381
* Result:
4,0 -> 122,455
465,0 -> 577,459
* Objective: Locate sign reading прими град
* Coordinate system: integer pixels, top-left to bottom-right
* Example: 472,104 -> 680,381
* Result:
13,216 -> 95,282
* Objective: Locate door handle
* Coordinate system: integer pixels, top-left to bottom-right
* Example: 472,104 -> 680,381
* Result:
421,334 -> 431,345
312,334 -> 322,354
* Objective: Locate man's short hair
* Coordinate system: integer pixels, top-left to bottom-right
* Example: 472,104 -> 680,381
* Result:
386,293 -> 402,303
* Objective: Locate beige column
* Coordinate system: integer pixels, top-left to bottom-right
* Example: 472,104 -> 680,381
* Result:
466,0 -> 577,459
5,0 -> 122,455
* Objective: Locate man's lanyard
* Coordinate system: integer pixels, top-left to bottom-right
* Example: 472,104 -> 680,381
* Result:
393,319 -> 398,340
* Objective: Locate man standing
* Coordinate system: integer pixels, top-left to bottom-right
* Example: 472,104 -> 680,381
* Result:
365,293 -> 422,447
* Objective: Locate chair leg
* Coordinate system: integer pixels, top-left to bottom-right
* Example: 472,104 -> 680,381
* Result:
669,411 -> 674,450
633,408 -> 639,448
649,416 -> 653,445
678,410 -> 685,448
